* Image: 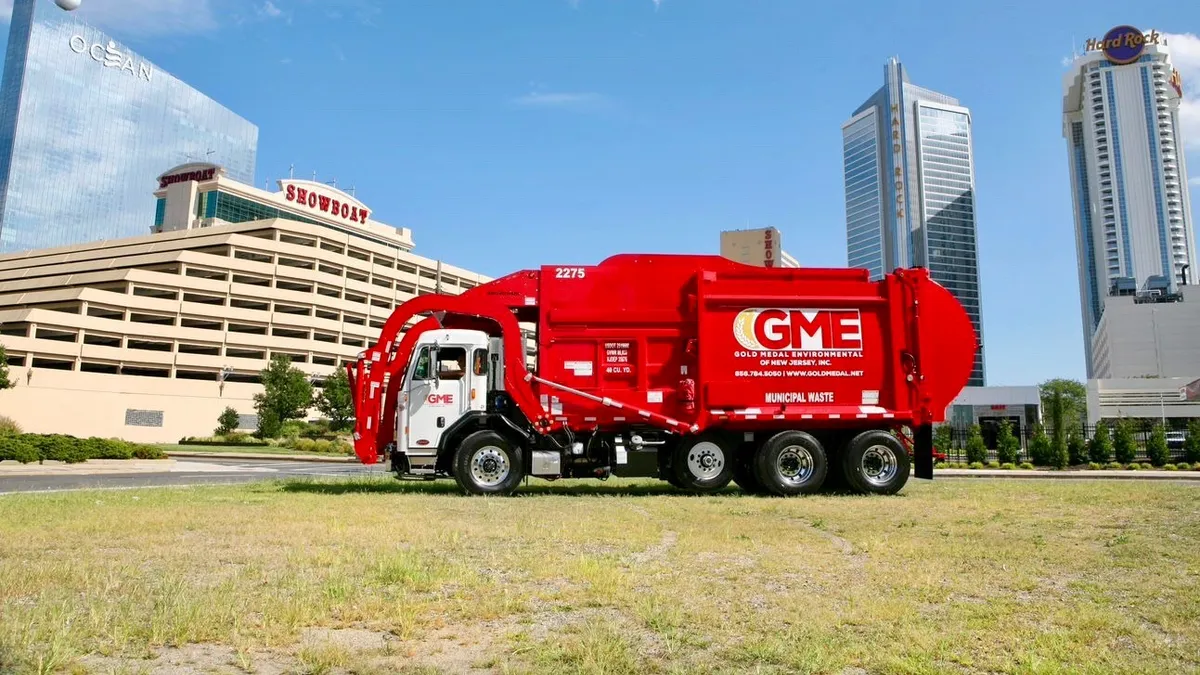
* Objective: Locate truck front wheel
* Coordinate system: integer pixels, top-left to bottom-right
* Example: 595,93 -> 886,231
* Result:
452,430 -> 524,496
753,431 -> 828,496
672,435 -> 734,493
842,430 -> 910,495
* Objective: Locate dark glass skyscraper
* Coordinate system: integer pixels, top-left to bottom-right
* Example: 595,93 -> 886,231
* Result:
0,0 -> 258,253
841,57 -> 986,386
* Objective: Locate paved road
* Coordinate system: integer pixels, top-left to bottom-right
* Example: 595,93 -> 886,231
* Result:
0,457 -> 390,494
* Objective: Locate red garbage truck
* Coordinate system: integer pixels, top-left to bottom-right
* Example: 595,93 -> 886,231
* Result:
348,253 -> 976,496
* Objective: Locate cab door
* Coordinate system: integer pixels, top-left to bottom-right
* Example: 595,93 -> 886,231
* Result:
404,344 -> 471,454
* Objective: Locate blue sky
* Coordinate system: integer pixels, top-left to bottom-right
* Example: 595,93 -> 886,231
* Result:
3,0 -> 1199,387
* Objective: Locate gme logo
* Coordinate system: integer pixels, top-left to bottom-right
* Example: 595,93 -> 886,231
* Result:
733,309 -> 863,351
427,393 -> 454,406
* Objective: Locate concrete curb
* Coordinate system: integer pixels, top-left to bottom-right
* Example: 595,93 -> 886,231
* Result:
933,469 -> 1200,481
165,451 -> 357,464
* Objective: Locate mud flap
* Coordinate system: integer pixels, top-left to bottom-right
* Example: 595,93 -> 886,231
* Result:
914,424 -> 934,480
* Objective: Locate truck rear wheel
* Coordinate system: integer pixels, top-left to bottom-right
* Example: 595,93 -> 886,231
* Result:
842,430 -> 910,495
753,431 -> 827,496
672,435 -> 734,493
452,430 -> 524,496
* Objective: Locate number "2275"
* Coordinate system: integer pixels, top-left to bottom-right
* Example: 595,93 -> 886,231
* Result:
554,267 -> 586,279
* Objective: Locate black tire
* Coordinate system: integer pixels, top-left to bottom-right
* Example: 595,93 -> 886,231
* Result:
753,431 -> 828,496
452,430 -> 524,496
672,435 -> 735,493
731,442 -> 768,495
841,429 -> 911,495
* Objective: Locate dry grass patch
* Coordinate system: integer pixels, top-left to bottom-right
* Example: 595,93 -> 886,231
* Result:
1,476 -> 1198,673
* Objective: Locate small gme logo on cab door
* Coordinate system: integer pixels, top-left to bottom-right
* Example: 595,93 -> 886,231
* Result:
733,309 -> 863,352
427,393 -> 454,406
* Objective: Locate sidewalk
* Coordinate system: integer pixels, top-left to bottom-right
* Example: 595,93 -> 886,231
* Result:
0,459 -> 278,476
165,451 -> 356,464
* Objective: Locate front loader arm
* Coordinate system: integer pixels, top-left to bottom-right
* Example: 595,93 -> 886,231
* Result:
350,292 -> 547,464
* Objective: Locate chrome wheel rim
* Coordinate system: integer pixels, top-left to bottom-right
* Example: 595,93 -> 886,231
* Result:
861,444 -> 898,487
470,446 -> 510,486
777,445 -> 815,485
686,441 -> 725,480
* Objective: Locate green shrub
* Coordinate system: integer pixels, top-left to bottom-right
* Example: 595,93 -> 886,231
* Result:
1018,462 -> 1035,470
1140,462 -> 1155,470
933,424 -> 954,459
1163,464 -> 1177,471
965,425 -> 988,465
279,419 -> 307,439
1184,421 -> 1200,464
1087,462 -> 1102,470
83,437 -> 133,460
1125,463 -> 1140,471
216,406 -> 240,436
30,434 -> 88,463
256,408 -> 282,440
302,420 -> 332,439
131,444 -> 166,459
986,461 -> 1000,469
1106,461 -> 1123,470
999,462 -> 1016,470
0,435 -> 39,463
1089,421 -> 1113,464
995,420 -> 1020,465
0,415 -> 21,436
178,435 -> 267,447
968,461 -> 985,470
1113,420 -> 1137,465
1066,434 -> 1087,466
1028,425 -> 1052,466
1146,424 -> 1170,467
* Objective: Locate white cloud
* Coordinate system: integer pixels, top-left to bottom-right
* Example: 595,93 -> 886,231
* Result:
0,0 -> 218,37
259,1 -> 283,19
513,92 -> 607,108
567,0 -> 662,8
1164,33 -> 1200,153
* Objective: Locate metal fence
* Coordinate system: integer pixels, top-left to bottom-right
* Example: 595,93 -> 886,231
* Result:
935,420 -> 1195,465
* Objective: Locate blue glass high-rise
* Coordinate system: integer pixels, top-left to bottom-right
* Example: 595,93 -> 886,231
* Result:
0,0 -> 258,253
841,57 -> 986,387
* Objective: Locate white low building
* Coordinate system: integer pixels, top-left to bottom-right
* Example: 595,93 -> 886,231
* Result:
0,163 -> 492,442
1086,377 -> 1200,425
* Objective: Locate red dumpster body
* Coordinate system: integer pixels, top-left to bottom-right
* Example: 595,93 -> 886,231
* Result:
348,253 -> 976,496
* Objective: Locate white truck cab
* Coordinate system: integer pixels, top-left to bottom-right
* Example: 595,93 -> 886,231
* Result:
397,329 -> 495,463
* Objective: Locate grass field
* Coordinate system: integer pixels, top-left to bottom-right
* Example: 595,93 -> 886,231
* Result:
1,477 -> 1198,674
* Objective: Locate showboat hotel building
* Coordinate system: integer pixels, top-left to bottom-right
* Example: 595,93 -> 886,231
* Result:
0,164 -> 493,442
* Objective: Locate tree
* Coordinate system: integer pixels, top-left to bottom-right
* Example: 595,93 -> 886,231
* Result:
934,424 -> 954,460
1113,418 -> 1137,465
1089,421 -> 1113,464
0,345 -> 12,389
1029,424 -> 1052,466
216,406 -> 240,436
1039,378 -> 1087,435
316,366 -> 354,432
1185,420 -> 1200,464
1146,423 -> 1170,467
965,424 -> 988,465
995,419 -> 1020,464
253,355 -> 313,439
